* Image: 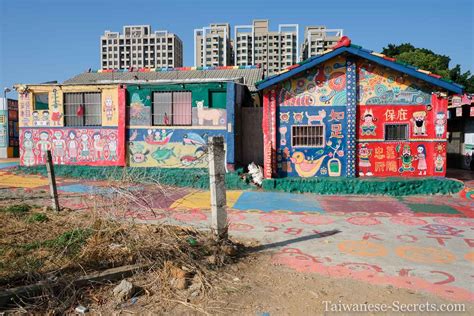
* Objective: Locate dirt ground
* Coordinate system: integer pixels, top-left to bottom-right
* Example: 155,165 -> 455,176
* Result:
84,249 -> 474,315
212,253 -> 474,315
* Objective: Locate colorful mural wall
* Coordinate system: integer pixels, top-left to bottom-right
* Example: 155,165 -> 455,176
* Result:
262,55 -> 450,178
127,83 -> 228,127
357,62 -> 432,106
264,56 -> 350,178
18,85 -> 126,166
20,128 -> 121,166
356,62 -> 448,177
126,82 -> 239,168
127,128 -> 227,168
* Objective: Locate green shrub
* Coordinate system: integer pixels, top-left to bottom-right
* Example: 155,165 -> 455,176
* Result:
26,213 -> 49,223
1,203 -> 32,215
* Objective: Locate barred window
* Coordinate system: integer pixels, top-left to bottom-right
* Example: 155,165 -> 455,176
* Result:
385,124 -> 408,141
152,91 -> 191,126
64,92 -> 102,127
292,125 -> 325,147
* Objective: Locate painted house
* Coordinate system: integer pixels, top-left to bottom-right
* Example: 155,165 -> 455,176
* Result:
16,84 -> 126,166
124,81 -> 246,169
0,98 -> 19,158
447,94 -> 474,170
15,67 -> 262,169
256,39 -> 463,178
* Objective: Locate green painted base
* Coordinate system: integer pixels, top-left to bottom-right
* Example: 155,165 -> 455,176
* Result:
16,166 -> 464,196
16,166 -> 251,190
261,177 -> 464,196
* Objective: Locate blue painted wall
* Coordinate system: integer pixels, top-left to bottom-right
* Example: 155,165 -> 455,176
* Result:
274,56 -> 350,177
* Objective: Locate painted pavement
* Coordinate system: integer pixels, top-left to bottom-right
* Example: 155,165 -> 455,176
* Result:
1,166 -> 474,302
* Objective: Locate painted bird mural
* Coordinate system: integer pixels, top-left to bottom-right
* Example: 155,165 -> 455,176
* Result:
290,152 -> 327,178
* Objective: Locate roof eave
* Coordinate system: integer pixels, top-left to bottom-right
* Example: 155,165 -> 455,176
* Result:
256,46 -> 463,94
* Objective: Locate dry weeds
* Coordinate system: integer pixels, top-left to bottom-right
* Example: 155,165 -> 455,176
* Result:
0,173 -> 244,314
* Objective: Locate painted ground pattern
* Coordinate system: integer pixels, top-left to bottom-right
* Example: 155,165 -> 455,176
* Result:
1,164 -> 473,303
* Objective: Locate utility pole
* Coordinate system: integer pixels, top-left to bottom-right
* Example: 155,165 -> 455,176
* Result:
46,150 -> 60,212
208,136 -> 227,240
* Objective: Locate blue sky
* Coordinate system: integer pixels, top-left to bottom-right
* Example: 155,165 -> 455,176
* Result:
1,0 -> 472,98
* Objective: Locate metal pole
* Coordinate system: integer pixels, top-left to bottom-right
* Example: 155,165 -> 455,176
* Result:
46,150 -> 60,212
208,136 -> 227,240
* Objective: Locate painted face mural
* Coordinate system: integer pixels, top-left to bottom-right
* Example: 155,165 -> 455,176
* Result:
411,111 -> 427,136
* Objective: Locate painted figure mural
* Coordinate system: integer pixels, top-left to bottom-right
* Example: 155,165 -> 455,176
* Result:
435,112 -> 446,138
358,144 -> 373,176
360,109 -> 377,136
416,144 -> 427,175
20,128 -> 120,166
104,96 -> 115,121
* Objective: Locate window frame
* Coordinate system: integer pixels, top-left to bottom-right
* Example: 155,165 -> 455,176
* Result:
34,92 -> 49,110
151,90 -> 192,126
291,125 -> 325,148
63,92 -> 102,127
384,123 -> 408,141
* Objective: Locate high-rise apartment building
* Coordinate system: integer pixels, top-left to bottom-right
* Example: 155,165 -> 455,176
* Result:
100,25 -> 183,70
234,20 -> 298,76
300,26 -> 343,60
194,23 -> 233,67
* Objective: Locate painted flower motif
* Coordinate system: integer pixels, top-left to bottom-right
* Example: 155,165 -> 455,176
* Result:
229,223 -> 254,232
260,213 -> 292,224
328,152 -> 333,158
346,216 -> 381,226
337,150 -> 344,157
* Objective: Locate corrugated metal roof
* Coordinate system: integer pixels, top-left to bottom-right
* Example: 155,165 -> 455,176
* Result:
63,68 -> 264,91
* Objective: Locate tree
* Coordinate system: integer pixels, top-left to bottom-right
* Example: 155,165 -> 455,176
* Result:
382,43 -> 474,93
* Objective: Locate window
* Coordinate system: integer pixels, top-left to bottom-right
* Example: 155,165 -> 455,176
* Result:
292,125 -> 324,147
210,91 -> 226,108
64,92 -> 102,126
34,93 -> 49,110
152,91 -> 191,126
385,124 -> 408,141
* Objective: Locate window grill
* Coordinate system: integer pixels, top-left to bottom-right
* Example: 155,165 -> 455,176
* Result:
152,91 -> 192,126
292,125 -> 325,147
64,92 -> 102,127
385,124 -> 408,141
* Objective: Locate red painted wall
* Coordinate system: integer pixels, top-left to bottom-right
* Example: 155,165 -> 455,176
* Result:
356,95 -> 448,177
